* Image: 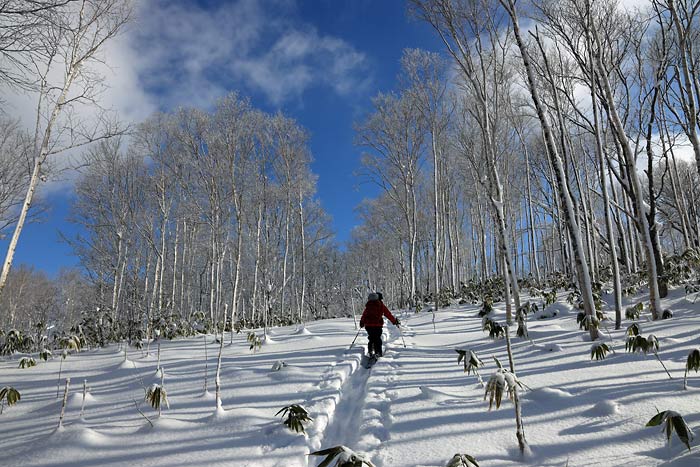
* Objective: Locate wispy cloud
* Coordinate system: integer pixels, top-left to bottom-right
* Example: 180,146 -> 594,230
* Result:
0,0 -> 371,195
129,0 -> 370,108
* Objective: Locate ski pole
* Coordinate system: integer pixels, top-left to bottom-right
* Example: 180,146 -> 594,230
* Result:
397,324 -> 406,348
347,329 -> 361,351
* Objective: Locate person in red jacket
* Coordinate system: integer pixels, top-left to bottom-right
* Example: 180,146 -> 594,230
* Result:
360,292 -> 400,357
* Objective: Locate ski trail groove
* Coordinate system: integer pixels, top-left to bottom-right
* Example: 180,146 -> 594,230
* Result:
316,355 -> 372,450
306,320 -> 409,465
304,345 -> 365,453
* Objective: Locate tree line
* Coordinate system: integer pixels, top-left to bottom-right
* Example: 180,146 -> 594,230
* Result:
1,0 -> 700,346
349,0 -> 700,338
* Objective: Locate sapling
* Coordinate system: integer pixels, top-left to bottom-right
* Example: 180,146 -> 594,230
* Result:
627,323 -> 641,337
515,302 -> 535,341
626,334 -> 672,379
646,410 -> 694,451
39,349 -> 52,361
276,404 -> 312,433
455,349 -> 484,386
80,379 -> 88,418
56,335 -> 81,398
625,302 -> 643,320
684,348 -> 700,390
566,289 -> 580,306
56,350 -> 69,398
155,328 -> 162,372
58,378 -> 70,428
576,311 -> 601,332
482,317 -> 505,339
0,329 -> 32,355
626,334 -> 658,354
477,297 -> 493,317
247,332 -> 262,352
0,386 -> 20,414
542,289 -> 557,307
203,330 -> 209,393
215,304 -> 227,411
446,454 -> 480,467
309,445 -> 375,466
18,357 -> 36,368
590,342 -> 611,361
484,370 -> 511,410
145,373 -> 169,417
483,326 -> 527,454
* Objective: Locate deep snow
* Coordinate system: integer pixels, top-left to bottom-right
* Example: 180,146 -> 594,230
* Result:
2,289 -> 700,466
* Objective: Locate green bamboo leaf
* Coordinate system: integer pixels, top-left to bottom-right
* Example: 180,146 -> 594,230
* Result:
646,411 -> 667,427
687,349 -> 700,373
456,349 -> 466,369
18,357 -> 36,369
310,446 -> 371,467
0,386 -> 21,406
446,453 -> 480,467
672,416 -> 694,451
277,403 -> 311,433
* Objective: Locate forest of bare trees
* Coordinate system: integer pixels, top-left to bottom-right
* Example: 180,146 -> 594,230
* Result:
1,0 -> 699,348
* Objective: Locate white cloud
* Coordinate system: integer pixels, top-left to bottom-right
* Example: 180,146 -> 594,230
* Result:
129,0 -> 370,107
0,0 -> 370,196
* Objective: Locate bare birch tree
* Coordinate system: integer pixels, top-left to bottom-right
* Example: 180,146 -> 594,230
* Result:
0,0 -> 131,299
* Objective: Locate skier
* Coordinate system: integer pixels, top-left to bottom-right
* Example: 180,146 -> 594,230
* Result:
359,292 -> 400,358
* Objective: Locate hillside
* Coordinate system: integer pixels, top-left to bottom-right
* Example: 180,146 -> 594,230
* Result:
2,289 -> 700,467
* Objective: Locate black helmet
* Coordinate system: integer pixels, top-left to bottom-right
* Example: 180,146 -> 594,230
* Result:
376,292 -> 383,301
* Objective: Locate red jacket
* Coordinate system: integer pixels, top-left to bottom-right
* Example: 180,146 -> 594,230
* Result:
360,300 -> 397,328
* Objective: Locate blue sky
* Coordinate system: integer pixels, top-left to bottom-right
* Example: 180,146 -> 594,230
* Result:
1,0 -> 444,277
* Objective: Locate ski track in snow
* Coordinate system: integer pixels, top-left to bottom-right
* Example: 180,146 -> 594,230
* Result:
303,322 -> 408,465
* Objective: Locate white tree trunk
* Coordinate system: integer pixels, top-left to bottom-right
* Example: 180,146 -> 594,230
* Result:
590,72 -> 623,328
502,0 -> 600,339
590,25 -> 663,319
215,304 -> 226,411
667,0 -> 700,179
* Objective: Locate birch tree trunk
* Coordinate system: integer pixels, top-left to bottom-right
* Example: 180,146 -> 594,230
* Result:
215,303 -> 226,411
589,65 -> 623,329
298,189 -> 307,324
588,17 -> 663,319
666,0 -> 700,179
501,0 -> 600,339
0,0 -> 130,298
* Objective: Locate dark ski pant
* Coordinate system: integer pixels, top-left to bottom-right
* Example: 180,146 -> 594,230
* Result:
366,326 -> 383,356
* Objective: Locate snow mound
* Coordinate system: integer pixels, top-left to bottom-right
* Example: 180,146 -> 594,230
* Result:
269,363 -> 304,380
50,425 -> 109,447
138,417 -> 199,432
586,400 -> 620,417
262,335 -> 278,344
214,407 -> 271,428
198,390 -> 216,400
118,359 -> 138,369
536,302 -> 572,319
523,387 -> 573,403
419,386 -> 460,401
293,326 -> 313,336
68,392 -> 96,407
533,342 -> 563,352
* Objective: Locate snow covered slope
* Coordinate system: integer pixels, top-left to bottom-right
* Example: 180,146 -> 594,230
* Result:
2,289 -> 700,466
